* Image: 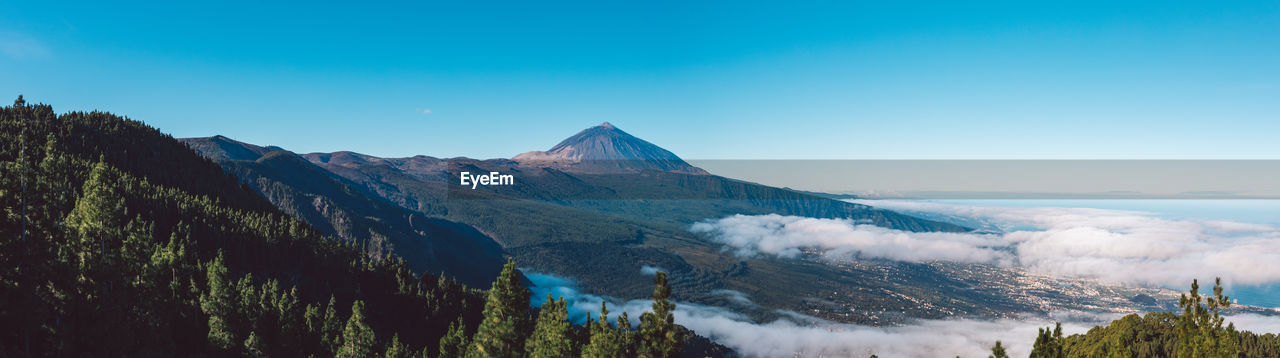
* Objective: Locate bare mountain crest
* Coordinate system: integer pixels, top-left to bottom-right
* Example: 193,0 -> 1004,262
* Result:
513,122 -> 708,174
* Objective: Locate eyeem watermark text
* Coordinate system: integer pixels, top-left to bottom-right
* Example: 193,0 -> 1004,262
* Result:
460,171 -> 514,189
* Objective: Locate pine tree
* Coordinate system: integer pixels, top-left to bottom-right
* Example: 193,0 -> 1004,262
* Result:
244,330 -> 265,357
338,300 -> 377,357
323,295 -> 344,354
65,161 -> 132,354
439,318 -> 470,358
150,227 -> 197,309
467,258 -> 530,358
989,340 -> 1010,358
0,102 -> 55,358
637,271 -> 681,358
384,334 -> 410,358
1030,322 -> 1064,358
144,225 -> 189,350
277,287 -> 304,352
1029,323 -> 1059,355
1175,277 -> 1239,357
65,161 -> 128,287
36,135 -> 76,225
118,216 -> 153,344
236,274 -> 261,335
525,294 -> 574,358
582,301 -> 623,358
121,217 -> 153,288
200,252 -> 238,350
617,311 -> 635,356
303,302 -> 323,354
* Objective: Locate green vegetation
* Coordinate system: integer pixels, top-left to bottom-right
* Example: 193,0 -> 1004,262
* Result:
989,340 -> 1009,358
461,259 -> 684,358
525,294 -> 574,358
638,271 -> 682,358
280,135 -> 1035,324
340,300 -> 377,357
204,145 -> 507,287
582,301 -> 631,358
468,259 -> 532,358
1030,323 -> 1064,358
439,318 -> 471,358
187,121 -> 1047,326
20,97 -> 1280,358
0,98 -> 703,356
1,98 -> 487,356
1025,278 -> 1280,358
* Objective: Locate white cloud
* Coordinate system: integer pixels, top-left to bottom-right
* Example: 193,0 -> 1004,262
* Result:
690,214 -> 1014,265
677,310 -> 1098,358
528,200 -> 1280,357
690,201 -> 1280,287
709,289 -> 755,307
851,200 -> 1280,287
1226,313 -> 1280,335
640,265 -> 665,276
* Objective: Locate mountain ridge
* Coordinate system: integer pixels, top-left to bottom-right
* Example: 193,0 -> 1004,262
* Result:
180,136 -> 507,287
179,123 -> 1004,328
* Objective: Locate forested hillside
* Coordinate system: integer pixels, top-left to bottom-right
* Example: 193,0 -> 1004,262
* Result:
184,124 -> 1041,327
1018,278 -> 1280,358
180,135 -> 506,287
0,97 -> 728,357
0,96 -> 489,356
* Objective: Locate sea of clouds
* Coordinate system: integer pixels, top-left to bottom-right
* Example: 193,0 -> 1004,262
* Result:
689,200 -> 1280,287
547,200 -> 1280,356
524,270 -> 1280,358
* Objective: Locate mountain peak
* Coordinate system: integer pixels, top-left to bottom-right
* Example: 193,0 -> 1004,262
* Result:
513,123 -> 706,174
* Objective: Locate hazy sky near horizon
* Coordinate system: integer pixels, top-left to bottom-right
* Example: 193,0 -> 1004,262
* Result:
3,1 -> 1278,159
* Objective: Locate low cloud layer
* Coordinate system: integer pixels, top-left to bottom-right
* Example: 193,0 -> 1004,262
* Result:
709,289 -> 755,307
864,200 -> 1280,287
639,265 -> 665,276
529,201 -> 1280,356
527,271 -> 1078,357
691,201 -> 1280,287
686,310 -> 1280,358
690,214 -> 1014,265
680,310 -> 1094,358
524,272 -> 1280,357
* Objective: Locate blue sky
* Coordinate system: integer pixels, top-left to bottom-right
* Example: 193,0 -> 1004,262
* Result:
2,0 -> 1278,159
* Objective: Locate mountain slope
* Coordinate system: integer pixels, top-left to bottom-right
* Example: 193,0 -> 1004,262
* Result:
189,123 -> 1022,326
181,136 -> 506,287
3,99 -> 733,357
0,99 -> 489,356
